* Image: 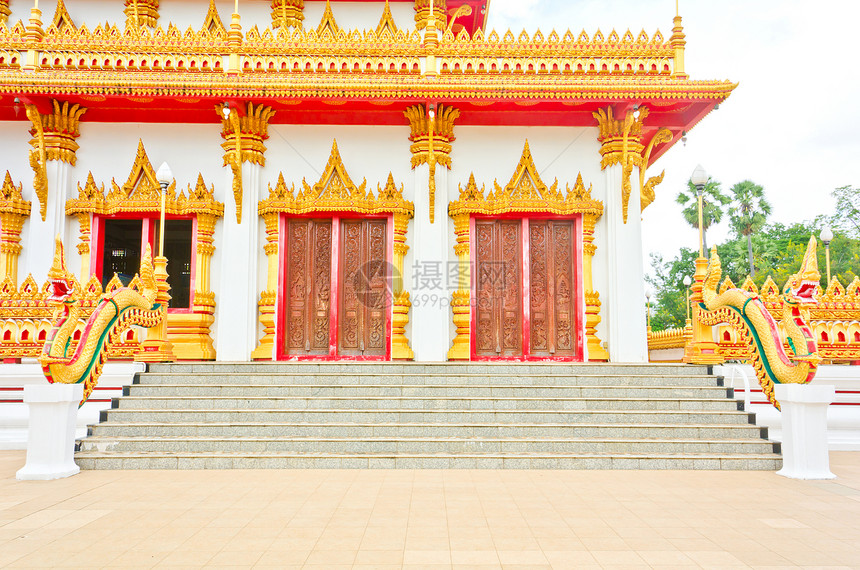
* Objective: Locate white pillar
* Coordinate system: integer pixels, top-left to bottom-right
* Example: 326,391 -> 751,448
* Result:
775,384 -> 836,480
22,160 -> 73,284
215,162 -> 262,361
16,383 -> 83,480
603,165 -> 648,362
410,164 -> 451,361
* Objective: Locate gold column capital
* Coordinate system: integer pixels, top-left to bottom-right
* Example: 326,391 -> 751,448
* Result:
28,99 -> 87,166
414,0 -> 447,30
124,0 -> 159,29
272,0 -> 304,29
218,102 -> 276,166
404,103 -> 459,169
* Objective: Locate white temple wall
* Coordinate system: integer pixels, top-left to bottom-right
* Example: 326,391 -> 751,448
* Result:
2,120 -> 623,361
6,1 -> 417,34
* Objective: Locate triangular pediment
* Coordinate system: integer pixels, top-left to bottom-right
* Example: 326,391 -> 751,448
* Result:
375,0 -> 397,36
317,0 -> 340,36
494,141 -> 558,202
112,140 -> 160,201
303,140 -> 365,202
51,0 -> 76,32
202,0 -> 226,35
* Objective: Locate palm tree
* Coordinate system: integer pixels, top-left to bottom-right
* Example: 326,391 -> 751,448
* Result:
729,180 -> 771,279
676,178 -> 730,253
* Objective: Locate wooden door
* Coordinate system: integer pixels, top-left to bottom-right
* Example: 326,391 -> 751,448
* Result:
529,220 -> 576,357
338,219 -> 388,356
284,219 -> 332,356
475,220 -> 523,357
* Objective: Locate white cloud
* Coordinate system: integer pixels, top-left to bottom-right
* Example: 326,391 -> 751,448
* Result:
488,0 -> 860,267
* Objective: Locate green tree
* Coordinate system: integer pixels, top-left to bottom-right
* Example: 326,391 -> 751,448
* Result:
646,248 -> 699,331
676,178 -> 730,253
729,180 -> 771,279
829,185 -> 860,239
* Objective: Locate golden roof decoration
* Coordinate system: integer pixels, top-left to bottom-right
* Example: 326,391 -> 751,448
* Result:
49,0 -> 76,33
0,171 -> 29,217
719,276 -> 736,295
65,141 -> 223,217
740,276 -> 758,295
202,0 -> 226,35
449,141 -> 603,218
317,0 -> 340,37
376,0 -> 398,38
259,139 -> 413,217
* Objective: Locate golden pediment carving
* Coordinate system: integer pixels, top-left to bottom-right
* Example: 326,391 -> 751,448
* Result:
259,140 -> 413,217
65,141 -> 223,218
449,141 -> 603,218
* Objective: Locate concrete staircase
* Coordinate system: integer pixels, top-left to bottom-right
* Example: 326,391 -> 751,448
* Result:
75,363 -> 782,470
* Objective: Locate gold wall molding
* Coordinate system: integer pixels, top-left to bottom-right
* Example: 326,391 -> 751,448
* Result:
258,140 -> 415,360
250,212 -> 280,360
27,99 -> 87,166
447,141 -> 606,360
124,0 -> 160,29
65,141 -> 224,360
0,172 -> 29,284
272,0 -> 304,30
217,102 -> 276,223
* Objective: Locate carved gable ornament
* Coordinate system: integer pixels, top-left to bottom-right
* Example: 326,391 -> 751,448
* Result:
259,139 -> 413,217
449,141 -> 603,218
65,140 -> 223,218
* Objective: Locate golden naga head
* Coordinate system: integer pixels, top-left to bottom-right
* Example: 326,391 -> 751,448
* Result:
46,236 -> 76,304
784,236 -> 821,304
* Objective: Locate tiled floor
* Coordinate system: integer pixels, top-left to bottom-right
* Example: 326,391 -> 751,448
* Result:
1,451 -> 859,569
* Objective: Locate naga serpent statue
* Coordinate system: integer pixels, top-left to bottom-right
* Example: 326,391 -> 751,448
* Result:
39,238 -> 164,405
698,237 -> 822,410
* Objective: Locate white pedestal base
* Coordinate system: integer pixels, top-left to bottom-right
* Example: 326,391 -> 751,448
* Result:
775,384 -> 835,480
16,384 -> 83,481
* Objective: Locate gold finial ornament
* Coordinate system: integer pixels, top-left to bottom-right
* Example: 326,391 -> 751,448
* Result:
124,0 -> 159,28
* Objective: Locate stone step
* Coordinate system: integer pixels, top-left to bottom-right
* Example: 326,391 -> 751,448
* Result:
74,451 -> 782,470
79,435 -> 778,455
147,363 -> 710,376
113,395 -> 741,412
126,384 -> 731,399
100,408 -> 755,425
90,422 -> 768,439
137,373 -> 722,387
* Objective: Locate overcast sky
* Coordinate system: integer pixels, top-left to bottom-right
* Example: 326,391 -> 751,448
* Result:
487,0 -> 860,265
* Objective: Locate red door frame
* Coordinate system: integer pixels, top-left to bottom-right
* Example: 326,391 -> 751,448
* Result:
90,212 -> 197,315
275,212 -> 394,361
469,213 -> 585,362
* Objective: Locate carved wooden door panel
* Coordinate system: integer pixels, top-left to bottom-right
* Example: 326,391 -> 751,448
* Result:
475,220 -> 522,357
529,220 -> 576,357
285,219 -> 332,356
338,219 -> 388,356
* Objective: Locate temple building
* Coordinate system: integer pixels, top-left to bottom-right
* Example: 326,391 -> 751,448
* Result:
0,0 -> 734,365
